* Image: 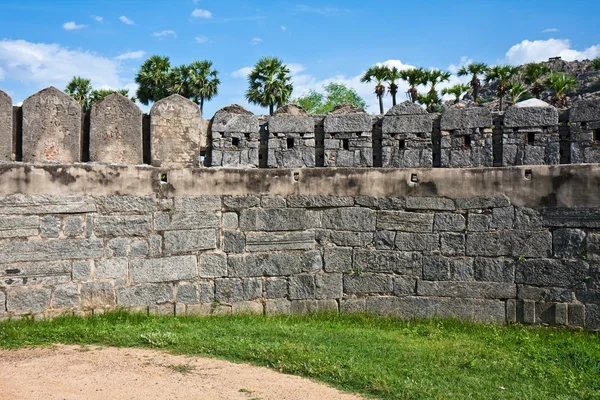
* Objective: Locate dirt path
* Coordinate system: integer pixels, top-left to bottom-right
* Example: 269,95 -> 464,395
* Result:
0,345 -> 364,400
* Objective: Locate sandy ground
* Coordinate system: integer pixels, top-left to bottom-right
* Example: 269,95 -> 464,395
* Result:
0,345 -> 363,400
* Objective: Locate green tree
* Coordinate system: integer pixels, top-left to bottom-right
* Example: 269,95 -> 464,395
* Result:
188,60 -> 220,115
89,89 -> 131,107
441,84 -> 470,104
416,92 -> 439,113
485,65 -> 520,111
523,62 -> 551,98
545,72 -> 578,107
591,57 -> 600,71
360,65 -> 388,114
386,66 -> 402,107
506,81 -> 529,105
245,57 -> 293,115
168,64 -> 193,99
292,82 -> 366,114
457,62 -> 488,103
419,69 -> 451,112
399,68 -> 426,103
135,55 -> 172,105
65,76 -> 92,110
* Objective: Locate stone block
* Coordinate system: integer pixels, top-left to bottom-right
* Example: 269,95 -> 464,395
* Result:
289,275 -> 316,300
504,101 -> 558,127
269,115 -> 314,133
553,228 -> 586,259
40,216 -> 60,238
467,213 -> 491,232
417,281 -> 516,299
198,252 -> 228,278
223,231 -> 245,254
353,249 -> 421,275
6,288 -> 51,314
473,258 -> 515,282
586,304 -> 600,330
0,195 -> 96,215
222,213 -> 238,230
405,197 -> 455,211
227,251 -> 322,277
148,235 -> 162,257
0,216 -> 39,238
395,233 -> 439,252
130,239 -> 148,258
434,213 -> 466,231
155,212 -> 220,231
90,93 -> 143,163
569,99 -> 600,123
72,260 -> 92,281
340,298 -> 366,313
163,229 -> 216,254
324,113 -> 372,133
377,211 -> 433,232
373,230 -> 396,250
94,215 -> 152,237
117,284 -> 173,307
265,300 -> 291,315
568,304 -> 586,327
81,282 -> 115,309
440,232 -> 465,256
95,196 -> 156,214
150,94 -> 201,167
176,284 -> 199,304
52,283 -> 80,309
323,247 -> 353,273
423,256 -> 474,281
22,87 -> 82,162
109,238 -> 129,257
491,207 -> 515,229
514,208 -> 542,230
0,239 -> 103,263
329,231 -> 373,247
232,301 -> 264,315
382,114 -> 432,134
63,215 -> 84,236
466,231 -> 552,257
212,110 -> 258,133
198,281 -> 215,303
95,258 -> 128,279
174,196 -> 222,212
245,231 -> 314,252
321,208 -> 375,231
130,256 -> 197,283
290,299 -> 338,314
0,90 -> 11,161
239,208 -> 319,231
394,276 -> 417,296
315,273 -> 343,299
455,196 -> 510,210
516,259 -> 589,287
440,107 -> 492,130
343,273 -> 393,294
542,208 -> 600,228
265,278 -> 288,298
261,195 -> 286,208
286,195 -> 354,208
223,195 -> 260,210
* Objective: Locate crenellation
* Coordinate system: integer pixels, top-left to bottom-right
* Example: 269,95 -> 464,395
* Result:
0,90 -> 12,161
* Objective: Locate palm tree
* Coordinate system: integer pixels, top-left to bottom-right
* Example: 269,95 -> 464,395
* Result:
360,65 -> 389,114
545,72 -> 577,108
385,66 -> 402,107
135,55 -> 172,105
485,65 -> 520,111
416,92 -> 439,113
188,60 -> 220,115
523,62 -> 551,98
591,57 -> 600,71
245,57 -> 293,115
441,84 -> 470,104
507,81 -> 529,105
420,69 -> 451,112
457,62 -> 488,103
65,76 -> 92,110
399,67 -> 426,103
168,64 -> 193,99
89,89 -> 132,107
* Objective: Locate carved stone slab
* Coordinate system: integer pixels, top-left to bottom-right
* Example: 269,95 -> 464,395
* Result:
90,93 -> 142,164
0,90 -> 11,161
440,107 -> 492,131
22,87 -> 82,163
150,94 -> 201,167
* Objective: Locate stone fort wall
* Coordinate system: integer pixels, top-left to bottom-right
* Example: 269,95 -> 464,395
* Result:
0,87 -> 599,330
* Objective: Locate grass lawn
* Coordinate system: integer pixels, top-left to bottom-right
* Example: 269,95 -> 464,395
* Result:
0,311 -> 598,399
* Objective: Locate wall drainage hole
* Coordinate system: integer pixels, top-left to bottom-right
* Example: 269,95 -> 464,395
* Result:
287,138 -> 295,149
524,169 -> 532,180
160,173 -> 168,183
232,137 -> 240,147
411,173 -> 418,183
526,132 -> 535,145
293,172 -> 300,182
399,139 -> 406,149
342,139 -> 349,150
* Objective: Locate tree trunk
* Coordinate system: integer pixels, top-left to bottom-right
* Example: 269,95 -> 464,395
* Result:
391,85 -> 397,106
473,87 -> 478,103
200,97 -> 204,116
269,104 -> 274,116
378,95 -> 384,114
499,95 -> 504,112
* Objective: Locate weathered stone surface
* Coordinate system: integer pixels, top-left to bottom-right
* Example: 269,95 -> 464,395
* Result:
261,195 -> 286,208
0,239 -> 103,263
343,273 -> 393,294
374,230 -> 396,250
423,256 -> 473,281
377,211 -> 433,232
52,283 -> 80,309
223,231 -> 245,254
72,260 -> 92,281
40,215 -> 59,238
163,229 -> 216,253
290,299 -> 338,314
504,100 -> 558,127
22,87 -> 82,162
384,101 -> 427,116
466,231 -> 552,257
289,275 -> 315,300
63,215 -> 84,236
215,278 -> 263,303
6,288 -> 51,314
455,196 -> 510,209
514,208 -> 543,230
265,278 -> 288,298
240,208 -> 319,231
323,247 -> 353,273
586,304 -> 600,330
212,108 -> 258,133
155,212 -> 220,231
569,100 -> 600,123
315,273 -> 343,299
406,197 -> 455,211
223,196 -> 260,210
440,107 -> 492,130
322,208 -> 375,231
353,249 -> 421,275
95,258 -> 128,279
473,258 -> 515,282
434,213 -> 466,231
94,215 -> 151,237
516,259 -> 589,287
395,233 -> 439,252
553,228 -> 586,259
228,251 -> 322,277
0,195 -> 96,215
198,252 -> 227,278
542,209 -> 600,228
287,195 -> 354,208
95,196 -> 156,214
150,94 -> 201,167
130,239 -> 148,258
324,112 -> 372,133
491,207 -> 515,229
81,282 -> 115,309
174,196 -> 222,211
223,212 -> 238,230
0,216 -> 39,238
440,232 -> 465,256
269,115 -> 314,133
90,93 -> 142,164
245,231 -> 314,252
382,115 -> 432,134
176,284 -> 199,304
417,281 -> 516,299
329,231 -> 373,247
0,90 -> 12,161
130,256 -> 197,283
467,213 -> 490,232
118,284 -> 173,307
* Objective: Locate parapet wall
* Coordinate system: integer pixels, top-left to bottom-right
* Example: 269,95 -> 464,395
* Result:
0,162 -> 599,330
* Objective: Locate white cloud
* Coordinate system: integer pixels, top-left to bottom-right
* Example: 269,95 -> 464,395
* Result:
505,38 -> 600,64
63,21 -> 87,30
542,28 -> 558,33
120,16 -> 134,25
231,66 -> 252,78
281,26 -> 287,31
448,56 -> 473,74
192,8 -> 212,18
195,36 -> 209,44
93,15 -> 103,23
0,39 -> 122,90
287,63 -> 305,75
153,30 -> 177,39
251,37 -> 262,45
114,50 -> 145,60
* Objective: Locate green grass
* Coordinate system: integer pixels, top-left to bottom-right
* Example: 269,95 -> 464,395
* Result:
0,311 -> 598,399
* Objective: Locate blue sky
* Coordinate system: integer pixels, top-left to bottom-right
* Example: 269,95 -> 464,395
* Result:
0,0 -> 599,117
